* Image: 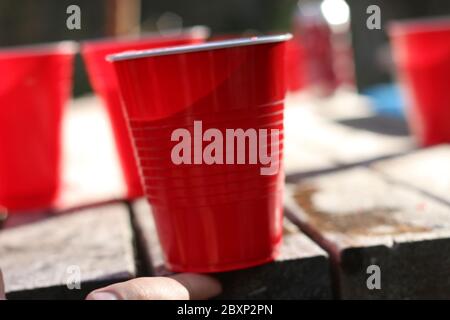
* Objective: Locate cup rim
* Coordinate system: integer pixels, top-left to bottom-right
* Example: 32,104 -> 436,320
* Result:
0,40 -> 79,60
0,41 -> 79,56
107,33 -> 292,62
388,15 -> 450,37
81,26 -> 210,51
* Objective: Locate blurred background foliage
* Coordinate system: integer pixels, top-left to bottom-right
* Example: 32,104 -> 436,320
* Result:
0,0 -> 449,96
0,0 -> 299,96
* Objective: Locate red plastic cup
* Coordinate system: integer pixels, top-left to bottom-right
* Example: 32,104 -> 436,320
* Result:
0,42 -> 76,212
109,34 -> 291,272
389,17 -> 450,146
81,27 -> 209,199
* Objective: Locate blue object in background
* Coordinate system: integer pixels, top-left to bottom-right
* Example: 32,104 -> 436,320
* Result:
363,83 -> 405,118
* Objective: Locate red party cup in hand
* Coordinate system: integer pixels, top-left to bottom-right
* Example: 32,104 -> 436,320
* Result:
81,27 -> 209,199
109,34 -> 291,272
389,17 -> 450,146
0,42 -> 76,212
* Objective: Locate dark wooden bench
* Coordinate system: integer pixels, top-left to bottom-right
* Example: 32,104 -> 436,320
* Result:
285,147 -> 450,299
2,94 -> 449,299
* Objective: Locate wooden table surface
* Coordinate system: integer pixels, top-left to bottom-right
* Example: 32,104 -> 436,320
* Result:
1,91 -> 448,299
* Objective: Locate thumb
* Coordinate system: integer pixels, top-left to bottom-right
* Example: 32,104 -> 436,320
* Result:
86,273 -> 222,300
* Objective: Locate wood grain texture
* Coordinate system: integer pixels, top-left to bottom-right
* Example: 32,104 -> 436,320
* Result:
0,203 -> 136,299
2,211 -> 54,229
284,105 -> 415,174
372,145 -> 450,204
131,199 -> 333,299
56,96 -> 127,211
131,199 -> 167,276
215,218 -> 333,300
0,207 -> 9,229
284,106 -> 337,176
285,167 -> 450,299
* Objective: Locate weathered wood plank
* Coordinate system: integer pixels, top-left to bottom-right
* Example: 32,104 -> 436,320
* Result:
284,138 -> 337,176
307,122 -> 414,165
286,90 -> 374,121
284,105 -> 415,172
285,167 -> 450,299
2,210 -> 54,229
131,199 -> 333,299
336,115 -> 410,137
0,203 -> 136,299
372,145 -> 450,204
130,199 -> 166,277
215,218 -> 333,300
0,207 -> 8,229
284,105 -> 337,176
56,96 -> 127,211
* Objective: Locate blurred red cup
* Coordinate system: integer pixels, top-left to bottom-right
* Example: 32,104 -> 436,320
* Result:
81,27 -> 209,199
0,41 -> 76,212
389,17 -> 450,146
109,34 -> 291,272
285,38 -> 306,92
